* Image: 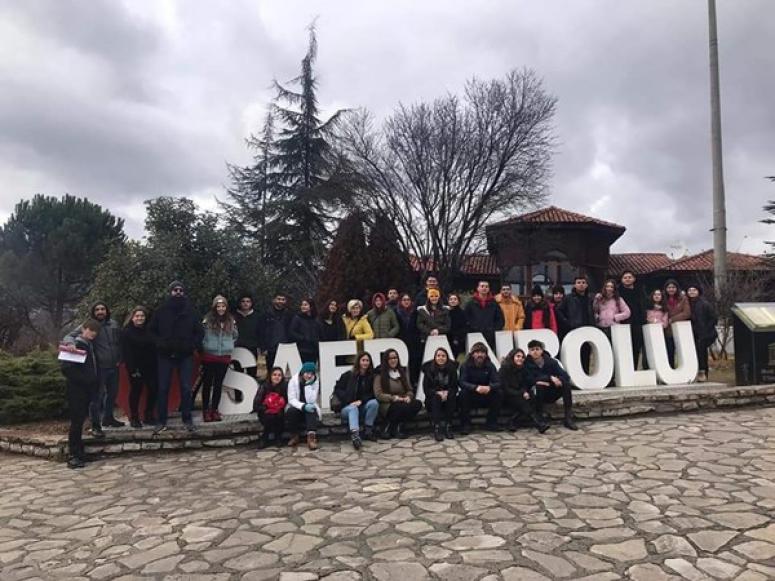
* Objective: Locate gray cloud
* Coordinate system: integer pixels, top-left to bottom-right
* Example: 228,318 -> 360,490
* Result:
0,0 -> 772,255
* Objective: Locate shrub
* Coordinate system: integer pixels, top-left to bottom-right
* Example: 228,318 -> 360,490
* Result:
0,349 -> 67,425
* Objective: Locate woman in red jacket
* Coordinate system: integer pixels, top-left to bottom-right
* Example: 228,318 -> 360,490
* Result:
523,286 -> 558,334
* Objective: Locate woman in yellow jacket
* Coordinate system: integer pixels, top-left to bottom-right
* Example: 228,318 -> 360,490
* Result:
343,299 -> 374,351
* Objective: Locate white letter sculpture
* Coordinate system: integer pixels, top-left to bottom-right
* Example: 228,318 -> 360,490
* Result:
560,327 -> 614,390
642,321 -> 698,384
611,325 -> 657,387
319,340 -> 358,412
219,347 -> 259,415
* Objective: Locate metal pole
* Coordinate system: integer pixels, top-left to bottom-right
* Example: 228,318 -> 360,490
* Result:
708,0 -> 727,299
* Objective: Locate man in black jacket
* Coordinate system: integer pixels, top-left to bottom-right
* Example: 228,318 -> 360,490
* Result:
525,340 -> 577,431
617,271 -> 648,369
458,342 -> 503,434
60,319 -> 101,469
149,281 -> 204,433
464,281 -> 505,348
234,293 -> 262,376
556,276 -> 595,373
263,293 -> 292,370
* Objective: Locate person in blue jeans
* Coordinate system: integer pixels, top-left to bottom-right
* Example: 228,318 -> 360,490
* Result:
333,352 -> 379,449
148,281 -> 204,433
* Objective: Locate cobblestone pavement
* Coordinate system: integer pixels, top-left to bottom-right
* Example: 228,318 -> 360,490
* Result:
1,408 -> 775,581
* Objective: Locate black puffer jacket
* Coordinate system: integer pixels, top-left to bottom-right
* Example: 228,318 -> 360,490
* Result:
421,360 -> 458,399
689,294 -> 718,342
289,313 -> 320,356
333,370 -> 376,406
556,291 -> 594,331
499,349 -> 529,399
121,324 -> 157,375
148,297 -> 204,359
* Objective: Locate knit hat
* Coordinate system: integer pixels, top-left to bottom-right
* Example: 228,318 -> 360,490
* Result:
212,294 -> 228,308
427,288 -> 441,300
372,292 -> 387,308
347,299 -> 363,314
531,285 -> 544,298
168,280 -> 185,292
300,362 -> 317,375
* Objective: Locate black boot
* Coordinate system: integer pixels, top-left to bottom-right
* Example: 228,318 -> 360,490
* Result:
364,426 -> 378,442
508,414 -> 520,432
532,412 -> 550,434
433,425 -> 443,442
563,414 -> 578,431
381,423 -> 395,440
257,433 -> 270,449
395,423 -> 408,439
443,423 -> 454,439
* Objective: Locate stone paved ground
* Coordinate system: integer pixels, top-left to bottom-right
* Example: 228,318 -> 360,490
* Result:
1,408 -> 775,581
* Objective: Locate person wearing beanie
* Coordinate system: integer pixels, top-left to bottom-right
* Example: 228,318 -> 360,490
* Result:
234,292 -> 261,377
289,298 -> 322,364
342,299 -> 374,351
525,339 -> 578,431
201,295 -> 238,422
458,342 -> 503,434
414,274 -> 441,307
495,284 -> 526,332
524,286 -> 558,334
416,288 -> 451,343
149,281 -> 204,433
374,349 -> 422,439
686,284 -> 718,382
366,293 -> 400,339
464,281 -> 505,348
286,362 -> 322,450
663,279 -> 691,367
550,285 -> 567,340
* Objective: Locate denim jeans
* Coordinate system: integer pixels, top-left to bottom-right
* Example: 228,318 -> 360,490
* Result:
157,355 -> 194,426
90,367 -> 119,428
340,399 -> 379,432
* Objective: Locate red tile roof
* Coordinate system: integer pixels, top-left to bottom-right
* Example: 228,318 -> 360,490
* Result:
461,255 -> 498,275
608,253 -> 673,275
492,205 -> 625,231
668,250 -> 772,272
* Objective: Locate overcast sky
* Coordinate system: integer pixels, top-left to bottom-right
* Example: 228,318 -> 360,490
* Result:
1,0 -> 773,257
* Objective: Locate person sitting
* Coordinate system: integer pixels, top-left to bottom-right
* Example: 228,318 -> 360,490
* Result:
333,352 -> 380,449
374,348 -> 422,439
524,286 -> 558,333
499,348 -> 549,433
458,342 -> 503,434
421,347 -> 458,441
253,366 -> 288,448
286,362 -> 322,450
524,340 -> 578,431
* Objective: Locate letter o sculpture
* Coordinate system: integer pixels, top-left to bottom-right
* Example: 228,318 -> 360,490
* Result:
560,327 -> 614,390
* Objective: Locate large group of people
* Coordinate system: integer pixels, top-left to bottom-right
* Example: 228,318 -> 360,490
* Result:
59,271 -> 718,468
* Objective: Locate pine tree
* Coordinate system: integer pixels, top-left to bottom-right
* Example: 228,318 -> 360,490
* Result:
317,212 -> 368,305
366,212 -> 413,294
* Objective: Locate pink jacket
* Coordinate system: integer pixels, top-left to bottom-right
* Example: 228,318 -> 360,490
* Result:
646,308 -> 669,329
594,297 -> 631,328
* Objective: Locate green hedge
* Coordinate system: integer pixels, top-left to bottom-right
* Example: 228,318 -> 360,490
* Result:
0,350 -> 67,425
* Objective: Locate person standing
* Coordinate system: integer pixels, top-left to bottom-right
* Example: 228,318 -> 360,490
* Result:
333,352 -> 379,448
421,347 -> 458,441
366,293 -> 400,339
286,362 -> 322,450
319,300 -> 346,342
60,319 -> 101,469
687,285 -> 718,382
149,281 -> 204,433
663,279 -> 691,367
524,286 -> 558,334
201,295 -> 238,423
496,284 -> 525,332
593,279 -> 631,337
499,348 -> 548,433
121,306 -> 158,428
416,289 -> 451,344
525,339 -> 578,431
464,281 -> 505,348
414,274 -> 441,307
395,293 -> 421,385
556,276 -> 595,373
263,293 -> 292,370
446,293 -> 468,360
63,301 -> 123,435
253,366 -> 287,448
550,285 -> 567,340
374,348 -> 422,439
289,298 -> 321,363
617,271 -> 648,369
343,299 -> 374,351
386,288 -> 401,310
234,293 -> 261,377
458,342 -> 503,434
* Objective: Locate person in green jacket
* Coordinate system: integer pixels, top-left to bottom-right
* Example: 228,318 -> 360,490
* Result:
366,293 -> 400,339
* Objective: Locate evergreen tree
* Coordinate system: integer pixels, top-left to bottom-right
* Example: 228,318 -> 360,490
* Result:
366,212 -> 413,294
317,211 -> 368,304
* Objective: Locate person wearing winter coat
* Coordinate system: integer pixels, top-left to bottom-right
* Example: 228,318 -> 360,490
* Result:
446,293 -> 468,360
263,293 -> 292,370
495,284 -> 526,332
121,306 -> 158,428
525,340 -> 578,431
646,289 -> 670,328
464,281 -> 505,348
556,276 -> 595,373
458,342 -> 503,433
289,298 -> 321,363
499,348 -> 548,433
593,279 -> 632,334
319,300 -> 346,342
524,286 -> 558,334
201,295 -> 238,423
253,366 -> 287,448
664,279 -> 692,367
617,271 -> 648,369
333,352 -> 379,449
63,301 -> 123,434
366,293 -> 400,339
286,362 -> 322,450
395,294 -> 421,385
374,349 -> 422,439
343,299 -> 374,351
421,347 -> 458,441
148,281 -> 204,433
550,285 -> 567,340
414,274 -> 441,307
60,319 -> 101,469
416,289 -> 451,342
234,293 -> 262,377
687,285 -> 718,382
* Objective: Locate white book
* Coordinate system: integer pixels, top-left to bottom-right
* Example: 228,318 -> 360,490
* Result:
58,345 -> 87,363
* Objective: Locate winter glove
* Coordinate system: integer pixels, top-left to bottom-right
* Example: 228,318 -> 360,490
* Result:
302,403 -> 316,414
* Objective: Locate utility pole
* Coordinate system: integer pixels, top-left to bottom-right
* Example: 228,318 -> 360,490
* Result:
708,0 -> 727,299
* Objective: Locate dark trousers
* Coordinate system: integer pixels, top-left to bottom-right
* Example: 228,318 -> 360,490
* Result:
666,336 -> 676,368
534,384 -> 573,417
580,343 -> 592,374
266,349 -> 278,372
129,367 -> 157,421
631,327 -> 646,370
426,392 -> 457,425
201,361 -> 229,412
386,400 -> 422,424
91,367 -> 119,428
258,409 -> 285,439
157,355 -> 194,426
286,406 -> 319,434
695,336 -> 714,373
458,388 -> 504,425
504,391 -> 535,419
67,383 -> 92,459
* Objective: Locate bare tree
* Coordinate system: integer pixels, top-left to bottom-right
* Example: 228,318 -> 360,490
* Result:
339,69 -> 556,285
